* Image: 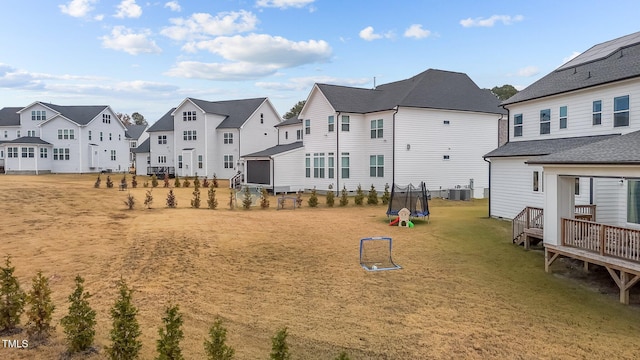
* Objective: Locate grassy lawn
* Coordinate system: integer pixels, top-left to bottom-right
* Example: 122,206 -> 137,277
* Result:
1,174 -> 639,359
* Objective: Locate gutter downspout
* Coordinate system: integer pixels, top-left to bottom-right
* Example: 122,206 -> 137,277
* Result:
335,111 -> 341,192
271,156 -> 275,194
392,106 -> 399,187
483,157 -> 491,218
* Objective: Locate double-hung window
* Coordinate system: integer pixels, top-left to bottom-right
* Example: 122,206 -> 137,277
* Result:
328,116 -> 334,132
559,106 -> 567,129
341,116 -> 350,132
540,109 -> 551,134
614,95 -> 630,127
341,152 -> 350,178
305,119 -> 311,135
370,155 -> 384,177
592,100 -> 602,125
371,119 -> 383,138
514,114 -> 523,137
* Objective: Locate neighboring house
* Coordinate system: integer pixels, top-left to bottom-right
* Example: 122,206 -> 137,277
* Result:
125,124 -> 148,172
245,69 -> 505,196
0,102 -> 128,174
131,137 -> 150,176
484,30 -> 640,220
275,117 -> 303,145
142,97 -> 281,180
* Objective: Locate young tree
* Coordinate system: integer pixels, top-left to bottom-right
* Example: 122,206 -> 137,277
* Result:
107,279 -> 142,360
121,174 -> 128,190
132,175 -> 138,188
207,185 -> 218,210
166,190 -> 178,208
242,187 -> 252,210
307,187 -> 318,208
367,184 -> 379,205
381,183 -> 390,205
0,255 -> 26,333
151,174 -> 159,188
191,184 -> 201,209
183,177 -> 191,188
61,275 -> 96,354
203,317 -> 235,360
164,176 -> 170,188
193,174 -> 200,189
202,177 -> 210,188
124,193 -> 135,210
94,175 -> 101,188
295,190 -> 303,208
325,184 -> 335,207
213,173 -> 219,188
354,184 -> 364,205
25,271 -> 55,342
174,176 -> 181,188
270,327 -> 291,360
339,186 -> 349,207
260,187 -> 270,209
228,190 -> 235,210
106,175 -> 114,188
156,305 -> 184,360
145,190 -> 154,209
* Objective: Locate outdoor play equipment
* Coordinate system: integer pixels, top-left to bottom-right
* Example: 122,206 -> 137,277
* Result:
386,182 -> 430,222
359,237 -> 402,271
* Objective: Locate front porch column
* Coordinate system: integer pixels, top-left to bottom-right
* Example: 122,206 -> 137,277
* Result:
544,173 -> 574,246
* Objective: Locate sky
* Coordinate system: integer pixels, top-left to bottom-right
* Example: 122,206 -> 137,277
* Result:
0,0 -> 638,123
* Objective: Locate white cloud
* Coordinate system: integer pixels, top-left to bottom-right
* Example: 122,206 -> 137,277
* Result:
257,76 -> 369,91
115,0 -> 142,19
460,15 -> 524,28
404,24 -> 431,39
562,51 -> 581,64
516,66 -> 540,77
165,61 -> 280,81
359,26 -> 393,41
161,10 -> 258,41
255,0 -> 315,9
94,14 -> 105,21
59,0 -> 97,18
100,26 -> 162,55
164,1 -> 181,12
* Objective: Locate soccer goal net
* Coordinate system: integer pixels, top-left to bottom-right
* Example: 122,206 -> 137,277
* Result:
359,237 -> 401,271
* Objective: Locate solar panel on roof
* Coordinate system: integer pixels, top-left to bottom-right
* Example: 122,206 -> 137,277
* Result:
557,31 -> 640,70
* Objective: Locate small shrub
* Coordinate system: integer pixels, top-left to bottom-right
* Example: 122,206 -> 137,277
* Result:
166,190 -> 178,208
270,327 -> 291,360
326,184 -> 335,207
242,187 -> 252,210
144,190 -> 153,209
339,186 -> 349,207
307,187 -> 318,208
228,190 -> 235,210
354,184 -> 364,205
0,255 -> 26,333
183,177 -> 191,188
164,176 -> 170,188
143,181 -> 149,188
124,193 -> 135,210
367,184 -> 379,205
151,174 -> 159,188
25,271 -> 55,342
121,175 -> 127,190
202,178 -> 210,188
132,175 -> 138,188
207,185 -> 218,210
213,173 -> 219,188
204,317 -> 235,360
174,176 -> 181,188
193,174 -> 200,189
107,279 -> 141,360
106,175 -> 114,188
381,183 -> 390,205
156,305 -> 184,360
94,175 -> 101,188
335,351 -> 351,360
260,188 -> 270,209
191,187 -> 201,209
295,190 -> 303,208
61,275 -> 96,354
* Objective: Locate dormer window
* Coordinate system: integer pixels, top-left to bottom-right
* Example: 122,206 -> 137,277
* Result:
31,110 -> 46,121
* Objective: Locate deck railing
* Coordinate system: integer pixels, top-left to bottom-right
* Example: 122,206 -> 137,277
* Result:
575,204 -> 597,221
562,218 -> 640,262
512,207 -> 543,243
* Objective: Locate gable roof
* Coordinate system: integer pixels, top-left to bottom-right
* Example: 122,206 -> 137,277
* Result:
132,137 -> 150,153
5,136 -> 52,145
503,31 -> 640,105
275,117 -> 301,127
0,107 -> 21,126
484,134 -> 619,158
37,102 -> 109,126
125,124 -> 147,140
315,69 -> 505,115
187,97 -> 267,129
243,141 -> 304,157
147,108 -> 176,132
528,130 -> 640,165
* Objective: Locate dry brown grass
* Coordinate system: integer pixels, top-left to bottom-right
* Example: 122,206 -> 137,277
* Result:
1,174 -> 640,359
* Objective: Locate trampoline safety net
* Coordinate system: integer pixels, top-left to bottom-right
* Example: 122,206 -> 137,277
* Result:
386,182 -> 430,218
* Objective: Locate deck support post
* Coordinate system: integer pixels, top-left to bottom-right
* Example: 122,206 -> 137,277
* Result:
605,267 -> 640,305
544,248 -> 559,273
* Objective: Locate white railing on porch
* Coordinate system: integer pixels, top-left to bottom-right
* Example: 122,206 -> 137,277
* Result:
562,218 -> 640,262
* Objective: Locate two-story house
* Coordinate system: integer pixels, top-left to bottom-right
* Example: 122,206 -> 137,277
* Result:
125,124 -> 148,173
0,102 -> 128,174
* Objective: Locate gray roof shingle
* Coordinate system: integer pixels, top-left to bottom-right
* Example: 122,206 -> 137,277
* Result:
38,103 -> 108,125
132,137 -> 150,153
316,69 -> 505,115
0,107 -> 21,126
484,134 -> 619,158
503,31 -> 640,105
243,142 -> 303,157
528,130 -> 640,165
6,136 -> 52,145
147,108 -> 176,132
125,124 -> 147,140
275,117 -> 301,127
189,98 -> 267,129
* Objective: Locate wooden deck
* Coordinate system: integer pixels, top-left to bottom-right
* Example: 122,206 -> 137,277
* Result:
512,205 -> 596,249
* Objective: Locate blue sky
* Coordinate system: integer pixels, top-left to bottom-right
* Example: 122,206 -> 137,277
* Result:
0,0 -> 638,123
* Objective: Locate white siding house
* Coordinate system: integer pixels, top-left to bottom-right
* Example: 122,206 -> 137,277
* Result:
485,31 -> 640,220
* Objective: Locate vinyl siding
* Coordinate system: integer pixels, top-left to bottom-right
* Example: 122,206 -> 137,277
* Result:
273,148 -> 305,192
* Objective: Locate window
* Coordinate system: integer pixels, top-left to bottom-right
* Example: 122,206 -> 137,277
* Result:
198,155 -> 203,169
100,132 -> 103,141
341,152 -> 349,179
53,148 -> 70,160
614,95 -> 630,127
118,134 -> 121,141
224,132 -> 233,144
183,130 -> 197,141
285,131 -> 288,140
223,155 -> 234,169
0,150 -> 3,159
110,150 -> 116,161
183,111 -> 196,121
58,129 -> 75,140
628,180 -> 640,224
88,131 -> 92,141
31,110 -> 46,121
158,156 -> 167,164
260,113 -> 264,124
146,156 -> 150,164
369,155 -> 384,177
443,155 -> 450,160
102,114 -> 111,123
158,135 -> 167,144
370,119 -> 383,138
328,152 -> 334,179
17,130 -> 20,138
305,154 -> 311,178
297,129 -> 302,140
313,153 -> 325,178
40,148 -> 47,158
109,133 -> 112,141
559,106 -> 567,129
27,130 -> 36,137
341,115 -> 350,131
178,155 -> 183,169
533,171 -> 540,192
305,119 -> 311,135
514,114 -> 523,137
592,100 -> 602,125
540,109 -> 550,134
21,147 -> 28,158
8,147 -> 18,158
443,120 -> 450,125
3,131 -> 7,138
130,141 -> 137,148
575,178 -> 580,196
328,116 -> 334,132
